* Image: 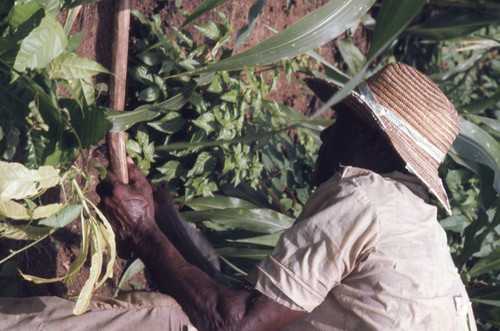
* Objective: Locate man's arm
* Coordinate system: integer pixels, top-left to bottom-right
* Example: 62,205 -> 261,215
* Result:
99,162 -> 305,330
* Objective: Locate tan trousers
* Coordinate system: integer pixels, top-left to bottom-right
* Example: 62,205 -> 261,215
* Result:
0,292 -> 196,331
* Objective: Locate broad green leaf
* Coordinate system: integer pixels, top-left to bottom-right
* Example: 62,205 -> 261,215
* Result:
0,199 -> 29,220
194,21 -> 222,41
0,162 -> 60,200
182,208 -> 294,233
185,195 -> 258,211
0,261 -> 18,278
37,0 -> 61,17
113,258 -> 145,297
450,119 -> 500,194
406,10 -> 500,40
106,73 -> 214,132
470,114 -> 500,132
149,112 -> 186,134
46,51 -> 109,80
14,10 -> 68,71
180,0 -> 230,29
32,203 -> 63,219
469,247 -> 500,277
233,0 -> 267,51
68,105 -> 111,148
0,222 -> 54,240
186,0 -> 375,75
461,90 -> 500,114
312,0 -> 425,119
157,161 -> 183,182
7,0 -> 40,28
38,204 -> 82,227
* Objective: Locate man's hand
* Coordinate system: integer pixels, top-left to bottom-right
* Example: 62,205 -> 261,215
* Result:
98,160 -> 157,246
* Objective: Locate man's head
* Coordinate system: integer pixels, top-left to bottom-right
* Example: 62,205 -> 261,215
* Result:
306,62 -> 461,215
313,110 -> 405,187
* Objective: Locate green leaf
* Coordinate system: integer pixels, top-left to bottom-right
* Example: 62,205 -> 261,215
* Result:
148,111 -> 185,134
186,0 -> 375,75
113,258 -> 145,298
469,247 -> 500,277
68,104 -> 112,148
38,204 -> 82,227
181,208 -> 294,233
194,21 -> 222,41
187,152 -> 213,177
185,195 -> 258,210
0,222 -> 55,240
216,247 -> 270,262
46,51 -> 109,80
7,0 -> 40,28
470,298 -> 500,308
37,0 -> 61,17
14,10 -> 68,71
0,161 -> 60,200
0,261 -> 18,278
230,231 -> 283,247
406,10 -> 500,40
137,86 -> 160,102
157,161 -> 183,182
180,0 -> 230,29
368,0 -> 426,59
450,118 -> 500,194
312,0 -> 425,119
233,0 -> 267,51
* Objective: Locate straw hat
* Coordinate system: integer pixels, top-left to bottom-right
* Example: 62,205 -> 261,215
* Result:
305,62 -> 460,215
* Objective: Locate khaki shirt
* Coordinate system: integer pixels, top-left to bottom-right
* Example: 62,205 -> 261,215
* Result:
248,166 -> 475,330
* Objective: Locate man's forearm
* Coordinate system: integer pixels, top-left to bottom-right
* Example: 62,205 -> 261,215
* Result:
131,227 -> 251,330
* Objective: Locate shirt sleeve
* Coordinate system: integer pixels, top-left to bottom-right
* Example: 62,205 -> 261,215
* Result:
247,176 -> 380,312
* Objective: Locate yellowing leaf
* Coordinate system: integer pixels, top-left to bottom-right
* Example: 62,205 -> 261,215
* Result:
0,199 -> 29,220
0,161 -> 60,200
32,203 -> 63,219
0,222 -> 55,240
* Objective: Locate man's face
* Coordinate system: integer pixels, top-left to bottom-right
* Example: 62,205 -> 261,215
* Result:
313,111 -> 381,187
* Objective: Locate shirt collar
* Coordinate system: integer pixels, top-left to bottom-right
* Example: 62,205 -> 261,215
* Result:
382,171 -> 429,202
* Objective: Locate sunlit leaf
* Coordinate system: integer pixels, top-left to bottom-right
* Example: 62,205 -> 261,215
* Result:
0,200 -> 29,220
180,0 -> 230,29
469,247 -> 500,277
0,162 -> 60,200
186,0 -> 375,75
182,208 -> 293,233
113,258 -> 145,298
233,0 -> 267,51
0,222 -> 55,240
185,195 -> 258,211
46,51 -> 109,80
32,203 -> 63,220
14,10 -> 68,71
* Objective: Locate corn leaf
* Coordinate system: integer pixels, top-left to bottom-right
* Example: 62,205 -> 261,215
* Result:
405,10 -> 500,40
229,231 -> 284,247
186,0 -> 375,75
312,0 -> 426,119
233,0 -> 267,51
184,195 -> 258,211
450,119 -> 500,194
67,211 -> 89,285
0,162 -> 60,200
469,247 -> 500,277
182,208 -> 294,233
180,0 -> 230,29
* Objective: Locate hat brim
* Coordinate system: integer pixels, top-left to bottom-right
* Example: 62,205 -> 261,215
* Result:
305,77 -> 451,214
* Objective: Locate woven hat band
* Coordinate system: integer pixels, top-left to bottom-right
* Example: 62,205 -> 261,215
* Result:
358,82 -> 446,164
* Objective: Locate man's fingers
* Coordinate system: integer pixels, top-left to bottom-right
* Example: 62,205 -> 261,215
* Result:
127,160 -> 148,188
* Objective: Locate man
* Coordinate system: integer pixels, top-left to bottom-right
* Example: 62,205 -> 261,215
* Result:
0,63 -> 473,330
96,62 -> 476,330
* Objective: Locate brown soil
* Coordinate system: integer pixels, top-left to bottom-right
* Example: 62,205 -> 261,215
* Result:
0,0 -> 368,300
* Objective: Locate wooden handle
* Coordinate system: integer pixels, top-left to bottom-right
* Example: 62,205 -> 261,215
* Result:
107,0 -> 130,184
